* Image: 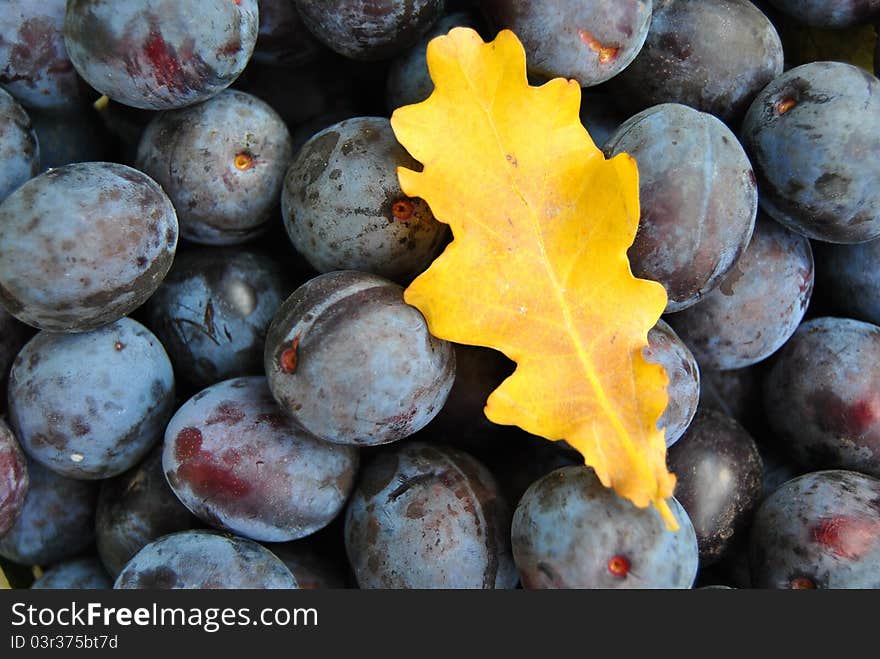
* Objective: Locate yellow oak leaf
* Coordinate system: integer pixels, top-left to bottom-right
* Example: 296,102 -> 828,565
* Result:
391,27 -> 678,529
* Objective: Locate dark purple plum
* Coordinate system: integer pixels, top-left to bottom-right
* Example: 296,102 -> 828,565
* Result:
145,247 -> 294,390
8,318 -> 175,480
31,556 -> 112,589
64,0 -> 259,111
254,0 -> 323,67
114,530 -> 298,589
421,344 -> 515,450
0,162 -> 178,332
814,238 -> 880,327
96,447 -> 197,578
164,377 -> 359,542
603,103 -> 757,312
643,319 -> 700,447
0,1 -> 86,111
763,317 -> 880,477
30,107 -> 113,171
741,62 -> 880,244
481,0 -> 652,87
613,0 -> 784,124
667,409 -> 763,566
345,441 -> 518,588
136,89 -> 293,245
0,88 -> 39,203
667,216 -> 814,370
0,459 -> 97,566
767,1 -> 880,28
269,541 -> 349,589
0,419 -> 28,538
750,470 -> 880,588
294,0 -> 446,61
282,117 -> 448,283
511,466 -> 698,588
265,271 -> 456,446
385,11 -> 481,110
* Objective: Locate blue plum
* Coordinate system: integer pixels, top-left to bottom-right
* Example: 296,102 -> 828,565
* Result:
511,466 -> 699,588
613,0 -> 784,124
282,117 -> 448,283
667,216 -> 814,370
64,0 -> 259,110
146,247 -> 294,390
136,90 -> 293,245
750,470 -> 880,588
643,319 -> 700,447
164,377 -> 358,542
294,0 -> 446,61
0,419 -> 28,538
0,459 -> 97,566
265,271 -> 456,446
31,556 -> 112,589
344,442 -> 518,588
480,0 -> 653,87
603,103 -> 757,311
0,87 -> 39,203
740,61 -> 880,243
763,317 -> 880,477
0,0 -> 86,111
8,318 -> 175,480
96,446 -> 197,577
114,530 -> 299,589
0,162 -> 178,332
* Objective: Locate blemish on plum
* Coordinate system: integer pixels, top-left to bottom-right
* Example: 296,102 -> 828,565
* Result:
775,97 -> 797,115
205,402 -> 245,426
280,335 -> 301,374
234,152 -> 253,171
607,555 -> 631,577
789,576 -> 816,589
578,29 -> 620,64
174,427 -> 203,461
810,515 -> 880,560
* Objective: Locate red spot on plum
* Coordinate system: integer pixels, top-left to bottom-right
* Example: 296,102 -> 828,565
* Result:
577,29 -> 620,64
174,427 -> 203,461
143,30 -> 183,89
607,555 -> 630,577
810,516 -> 880,560
392,199 -> 415,221
205,402 -> 245,426
176,461 -> 251,499
808,391 -> 880,438
790,576 -> 816,589
280,335 -> 300,374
